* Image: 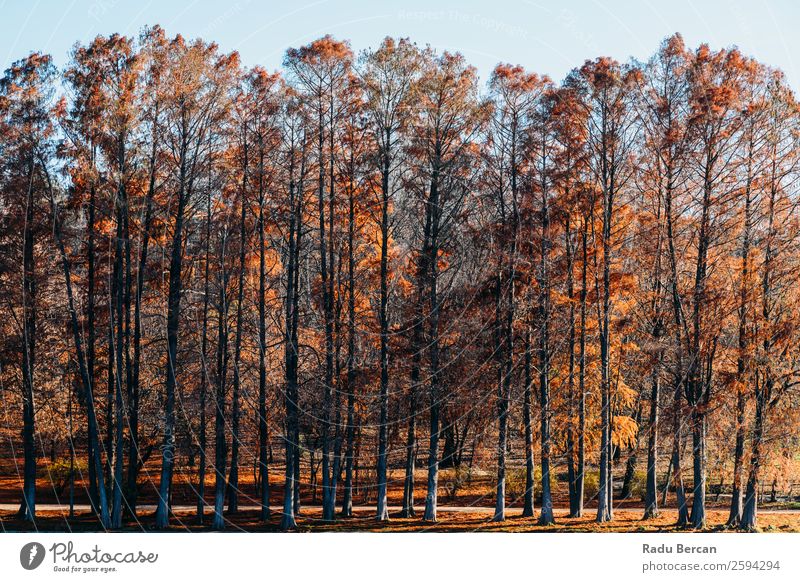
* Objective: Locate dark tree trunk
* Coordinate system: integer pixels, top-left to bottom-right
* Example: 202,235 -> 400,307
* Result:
729,182 -> 752,527
423,173 -> 441,523
212,251 -> 230,531
690,409 -> 707,529
110,169 -> 127,529
665,176 -> 688,527
537,158 -> 554,526
257,169 -> 270,522
376,163 -> 390,522
342,172 -> 357,518
228,140 -> 248,515
644,357 -> 661,518
402,191 -> 431,519
50,188 -> 111,528
565,216 -> 579,517
670,383 -> 689,526
19,160 -> 37,522
197,190 -> 211,523
281,166 -> 303,531
621,400 -> 642,500
573,221 -> 589,518
522,328 -> 534,518
86,176 -> 99,514
127,144 -> 155,517
740,392 -> 764,531
154,155 -> 191,528
596,192 -> 613,523
728,387 -> 746,526
492,276 -> 508,522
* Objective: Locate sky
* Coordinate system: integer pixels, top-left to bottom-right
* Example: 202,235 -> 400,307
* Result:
1,0 -> 799,88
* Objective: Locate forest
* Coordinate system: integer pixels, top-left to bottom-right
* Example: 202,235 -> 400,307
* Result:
1,28 -> 799,532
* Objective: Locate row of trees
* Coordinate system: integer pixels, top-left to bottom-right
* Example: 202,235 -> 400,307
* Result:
1,28 -> 799,531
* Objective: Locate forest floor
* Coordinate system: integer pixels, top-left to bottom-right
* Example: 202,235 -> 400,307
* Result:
2,453 -> 799,532
2,505 -> 800,532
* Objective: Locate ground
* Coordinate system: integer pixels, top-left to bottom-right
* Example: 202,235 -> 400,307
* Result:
2,454 -> 799,532
2,506 -> 800,533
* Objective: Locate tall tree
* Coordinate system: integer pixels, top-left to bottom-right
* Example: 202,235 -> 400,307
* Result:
154,36 -> 236,529
0,52 -> 57,523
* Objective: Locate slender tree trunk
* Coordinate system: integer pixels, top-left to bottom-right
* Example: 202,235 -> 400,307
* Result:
316,109 -> 336,522
86,175 -> 99,514
128,120 -> 158,516
197,190 -> 211,523
257,172 -> 270,522
228,140 -> 248,514
621,399 -> 642,500
597,195 -> 613,523
154,151 -> 190,528
402,189 -> 430,519
281,169 -> 303,531
741,390 -> 765,530
644,355 -> 661,518
537,155 -> 554,526
110,170 -> 127,529
729,182 -> 752,527
423,173 -> 441,523
376,164 -> 390,522
50,188 -> 111,528
670,383 -> 689,526
342,173 -> 357,517
573,221 -> 589,518
522,328 -> 534,517
690,408 -> 707,529
493,276 -> 508,522
19,160 -> 36,522
212,251 -> 230,531
565,217 -> 579,516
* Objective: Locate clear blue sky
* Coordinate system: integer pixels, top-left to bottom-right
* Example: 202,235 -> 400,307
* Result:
1,0 -> 799,88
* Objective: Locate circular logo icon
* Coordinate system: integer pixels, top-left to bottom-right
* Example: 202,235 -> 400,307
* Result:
20,542 -> 46,570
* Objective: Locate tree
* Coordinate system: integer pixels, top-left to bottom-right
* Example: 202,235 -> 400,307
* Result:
633,34 -> 693,520
358,37 -> 420,521
154,36 -> 237,529
285,36 -> 353,522
569,57 -> 638,523
484,63 -> 545,521
408,50 -> 488,522
0,52 -> 57,523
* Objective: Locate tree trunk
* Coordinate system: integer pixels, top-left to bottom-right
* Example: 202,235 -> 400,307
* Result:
212,248 -> 230,531
281,169 -> 303,531
690,409 -> 707,529
423,173 -> 441,523
197,189 -> 211,523
376,165 -> 390,522
644,358 -> 661,518
257,173 -> 270,522
154,158 -> 190,528
228,144 -> 248,514
110,171 -> 127,529
522,328 -> 535,517
538,169 -> 554,526
342,173 -> 357,518
492,276 -> 508,522
19,160 -> 36,522
50,189 -> 111,528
